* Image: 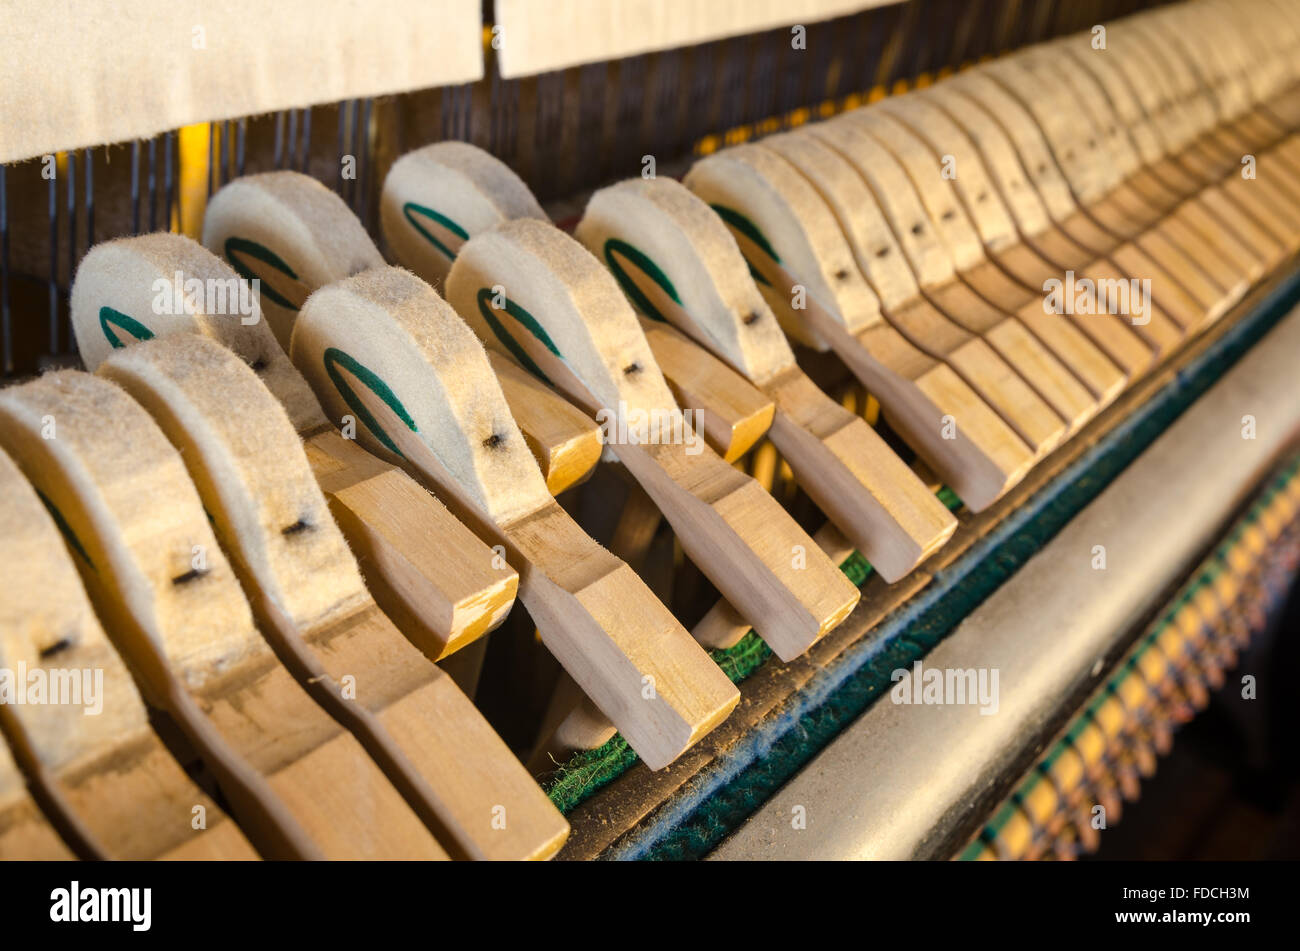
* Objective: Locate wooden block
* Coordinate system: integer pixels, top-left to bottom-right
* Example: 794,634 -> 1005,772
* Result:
487,350 -> 602,493
1132,228 -> 1236,327
533,519 -> 862,769
1153,214 -> 1251,302
1195,187 -> 1288,271
763,367 -> 957,573
0,373 -> 448,860
444,222 -> 860,660
303,428 -> 518,660
1027,261 -> 1164,374
887,296 -> 1067,457
0,446 -> 257,860
1105,242 -> 1207,332
925,278 -> 1105,432
100,334 -> 568,860
291,268 -> 740,769
640,320 -> 774,463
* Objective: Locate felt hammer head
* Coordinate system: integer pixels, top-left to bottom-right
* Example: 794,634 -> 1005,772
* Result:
0,445 -> 148,770
69,232 -> 326,434
576,177 -> 796,386
444,218 -> 680,417
202,171 -> 384,348
685,143 -> 881,343
291,265 -> 551,526
381,141 -> 547,289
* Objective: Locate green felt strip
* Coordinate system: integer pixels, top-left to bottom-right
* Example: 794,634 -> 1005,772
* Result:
99,306 -> 154,349
710,205 -> 781,264
36,487 -> 95,572
475,286 -> 560,385
224,236 -> 300,312
603,238 -> 680,324
402,201 -> 468,263
322,347 -> 417,458
543,492 -> 959,812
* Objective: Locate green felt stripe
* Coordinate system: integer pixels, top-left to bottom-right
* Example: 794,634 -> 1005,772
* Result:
1012,770 -> 1042,801
710,204 -> 781,264
603,238 -> 680,324
36,488 -> 95,572
402,201 -> 468,263
475,287 -> 560,385
1037,741 -> 1069,770
322,347 -> 417,458
224,237 -> 300,311
99,306 -> 154,349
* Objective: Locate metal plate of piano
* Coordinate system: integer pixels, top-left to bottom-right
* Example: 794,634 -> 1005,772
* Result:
2,0 -> 1300,862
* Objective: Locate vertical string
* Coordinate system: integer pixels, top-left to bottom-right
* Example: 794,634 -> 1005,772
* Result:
207,123 -> 216,197
66,152 -> 77,349
274,111 -> 285,168
84,148 -> 94,247
335,102 -> 347,191
348,99 -> 361,208
287,109 -> 299,173
299,107 -> 312,173
0,165 -> 9,376
47,167 -> 58,355
223,119 -> 232,184
357,98 -> 373,228
147,136 -> 158,231
132,139 -> 142,232
163,132 -> 174,231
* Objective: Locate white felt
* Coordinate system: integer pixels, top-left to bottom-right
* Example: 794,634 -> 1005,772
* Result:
202,171 -> 385,347
576,177 -> 795,385
382,142 -> 548,288
758,130 -> 919,313
876,94 -> 1022,254
99,335 -> 370,633
445,219 -> 681,416
493,0 -> 898,78
684,144 -> 882,335
0,372 -> 267,690
69,232 -> 327,434
810,117 -> 957,289
918,84 -> 1055,239
0,447 -> 147,771
291,266 -> 552,525
944,72 -> 1081,226
0,0 -> 484,164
